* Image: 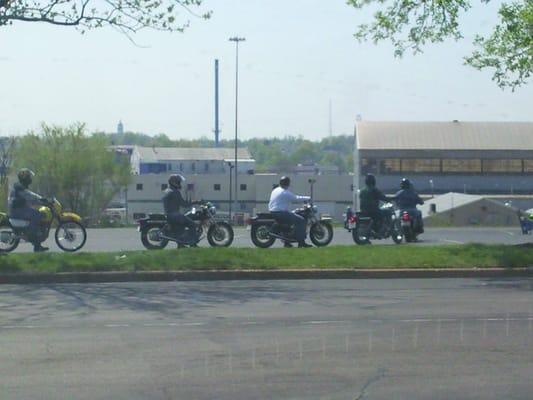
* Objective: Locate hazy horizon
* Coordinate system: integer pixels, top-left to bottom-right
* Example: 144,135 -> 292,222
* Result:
0,0 -> 531,140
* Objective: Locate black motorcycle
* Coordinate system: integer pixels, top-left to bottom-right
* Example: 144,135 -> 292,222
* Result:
138,202 -> 234,249
399,209 -> 423,242
345,202 -> 403,245
249,203 -> 333,248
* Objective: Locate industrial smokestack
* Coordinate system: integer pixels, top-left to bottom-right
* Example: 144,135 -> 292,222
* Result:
214,59 -> 220,147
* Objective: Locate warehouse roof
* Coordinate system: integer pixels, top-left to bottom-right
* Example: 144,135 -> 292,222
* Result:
356,121 -> 533,150
135,146 -> 253,162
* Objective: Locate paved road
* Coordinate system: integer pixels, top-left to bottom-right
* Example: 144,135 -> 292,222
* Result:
10,227 -> 533,252
0,278 -> 531,399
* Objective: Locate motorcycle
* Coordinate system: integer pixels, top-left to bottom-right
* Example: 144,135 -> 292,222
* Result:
138,201 -> 234,249
249,203 -> 334,248
399,209 -> 423,242
0,198 -> 87,252
345,202 -> 403,245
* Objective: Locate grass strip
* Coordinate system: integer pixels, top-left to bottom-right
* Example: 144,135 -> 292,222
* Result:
0,244 -> 532,274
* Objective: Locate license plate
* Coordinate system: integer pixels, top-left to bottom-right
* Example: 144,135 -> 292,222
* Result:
348,222 -> 356,229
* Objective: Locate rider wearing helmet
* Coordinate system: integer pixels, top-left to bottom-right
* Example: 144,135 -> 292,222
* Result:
394,178 -> 424,233
359,174 -> 392,234
8,168 -> 49,252
268,176 -> 312,248
162,174 -> 200,245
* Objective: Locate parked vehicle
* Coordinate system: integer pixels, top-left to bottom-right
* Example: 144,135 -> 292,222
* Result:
399,209 -> 423,242
249,203 -> 333,248
0,198 -> 87,252
138,201 -> 233,249
345,202 -> 403,245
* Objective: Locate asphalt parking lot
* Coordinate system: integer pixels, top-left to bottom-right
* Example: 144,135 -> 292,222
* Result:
10,226 -> 531,253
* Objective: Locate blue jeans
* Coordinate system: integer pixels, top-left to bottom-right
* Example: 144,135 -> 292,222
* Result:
11,207 -> 42,245
271,211 -> 307,242
167,212 -> 196,237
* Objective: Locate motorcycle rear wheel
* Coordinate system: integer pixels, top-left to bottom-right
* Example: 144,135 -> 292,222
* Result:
391,221 -> 404,244
0,225 -> 20,253
352,225 -> 371,245
141,225 -> 169,250
251,223 -> 276,248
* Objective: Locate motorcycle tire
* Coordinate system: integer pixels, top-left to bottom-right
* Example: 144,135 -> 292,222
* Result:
391,221 -> 404,244
251,223 -> 276,248
309,221 -> 334,247
0,224 -> 20,253
141,225 -> 169,250
403,227 -> 415,243
55,221 -> 87,252
352,225 -> 371,245
207,222 -> 234,247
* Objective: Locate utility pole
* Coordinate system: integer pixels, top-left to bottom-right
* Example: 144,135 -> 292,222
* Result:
229,36 -> 245,220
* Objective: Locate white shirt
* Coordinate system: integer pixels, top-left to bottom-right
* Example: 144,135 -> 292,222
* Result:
268,187 -> 310,212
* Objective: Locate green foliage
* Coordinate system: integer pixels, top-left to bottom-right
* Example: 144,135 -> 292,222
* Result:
348,0 -> 532,89
0,1 -> 210,39
14,123 -> 131,220
465,0 -> 533,90
103,132 -> 355,173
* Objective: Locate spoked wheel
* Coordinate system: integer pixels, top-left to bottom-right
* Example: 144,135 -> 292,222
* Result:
251,223 -> 276,248
352,224 -> 371,245
0,225 -> 20,253
55,221 -> 87,252
207,222 -> 234,247
140,225 -> 168,250
309,221 -> 334,247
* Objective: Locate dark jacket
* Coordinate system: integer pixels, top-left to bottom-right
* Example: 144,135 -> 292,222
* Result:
394,188 -> 424,210
359,186 -> 389,214
8,183 -> 43,214
162,188 -> 192,215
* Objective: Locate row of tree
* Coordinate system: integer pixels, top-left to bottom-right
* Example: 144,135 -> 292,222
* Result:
103,131 -> 355,173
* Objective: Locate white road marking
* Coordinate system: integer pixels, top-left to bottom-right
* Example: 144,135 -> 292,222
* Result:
442,239 -> 464,244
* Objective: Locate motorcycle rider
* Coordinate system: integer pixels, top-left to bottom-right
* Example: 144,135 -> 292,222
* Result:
359,173 -> 392,235
394,178 -> 424,233
268,176 -> 312,248
162,174 -> 200,245
8,168 -> 49,252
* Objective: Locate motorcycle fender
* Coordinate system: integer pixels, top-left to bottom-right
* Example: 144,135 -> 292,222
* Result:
60,212 -> 83,224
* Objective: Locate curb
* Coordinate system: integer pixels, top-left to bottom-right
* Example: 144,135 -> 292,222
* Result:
0,268 -> 532,284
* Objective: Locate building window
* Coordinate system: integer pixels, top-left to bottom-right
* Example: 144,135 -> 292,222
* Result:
524,160 -> 533,172
240,203 -> 246,210
179,163 -> 183,172
379,159 -> 401,173
240,184 -> 247,191
204,163 -> 209,172
168,163 -> 172,171
161,184 -> 168,191
191,162 -> 196,173
482,159 -> 522,173
401,159 -> 440,173
136,183 -> 143,191
361,158 -> 378,174
214,184 -> 221,191
442,159 -> 482,173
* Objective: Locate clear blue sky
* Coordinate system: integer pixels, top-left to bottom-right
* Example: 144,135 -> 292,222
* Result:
0,0 -> 531,140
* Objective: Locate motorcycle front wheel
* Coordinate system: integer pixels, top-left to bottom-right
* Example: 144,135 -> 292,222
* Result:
55,221 -> 87,252
251,223 -> 276,248
309,221 -> 334,247
207,222 -> 234,247
0,225 -> 20,253
140,225 -> 169,250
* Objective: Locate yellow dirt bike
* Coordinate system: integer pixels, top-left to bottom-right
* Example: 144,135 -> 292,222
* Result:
0,198 -> 87,253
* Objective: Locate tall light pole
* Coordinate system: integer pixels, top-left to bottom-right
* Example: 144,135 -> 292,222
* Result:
229,36 -> 245,221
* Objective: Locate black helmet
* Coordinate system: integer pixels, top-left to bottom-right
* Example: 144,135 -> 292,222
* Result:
279,176 -> 290,188
365,173 -> 376,187
17,168 -> 35,187
400,178 -> 411,189
168,174 -> 185,189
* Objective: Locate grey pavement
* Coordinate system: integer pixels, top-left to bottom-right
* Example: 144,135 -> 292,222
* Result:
9,226 -> 533,253
1,278 -> 532,399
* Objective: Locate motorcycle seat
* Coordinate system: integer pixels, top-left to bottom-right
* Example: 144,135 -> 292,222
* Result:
9,218 -> 30,228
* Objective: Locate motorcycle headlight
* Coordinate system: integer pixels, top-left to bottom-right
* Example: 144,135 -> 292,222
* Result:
312,205 -> 318,213
209,206 -> 216,216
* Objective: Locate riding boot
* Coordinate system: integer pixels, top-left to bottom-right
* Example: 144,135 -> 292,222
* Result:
298,241 -> 312,248
33,243 -> 49,252
284,241 -> 293,248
